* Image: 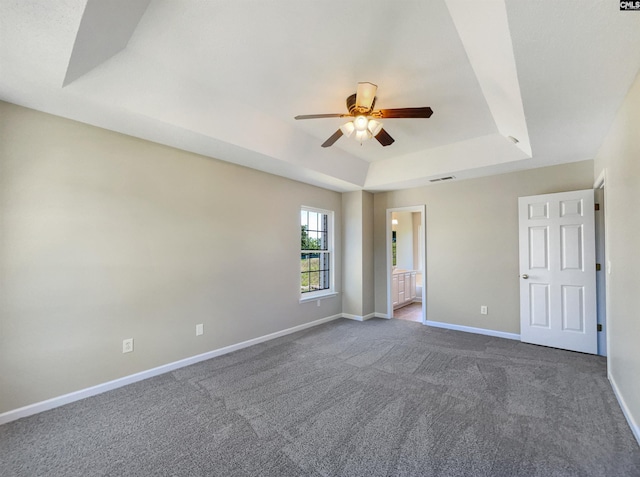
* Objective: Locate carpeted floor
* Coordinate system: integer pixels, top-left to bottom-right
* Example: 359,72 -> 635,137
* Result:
1,318 -> 639,476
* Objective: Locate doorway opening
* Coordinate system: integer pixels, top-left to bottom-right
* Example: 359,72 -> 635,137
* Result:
386,206 -> 426,323
594,172 -> 608,357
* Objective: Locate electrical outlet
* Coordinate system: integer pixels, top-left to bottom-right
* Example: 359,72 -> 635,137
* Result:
122,338 -> 134,353
196,324 -> 204,336
480,306 -> 488,315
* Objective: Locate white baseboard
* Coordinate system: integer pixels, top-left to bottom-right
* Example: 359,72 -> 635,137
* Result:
0,313 -> 342,426
609,372 -> 640,447
425,320 -> 520,341
342,312 -> 376,322
375,312 -> 390,319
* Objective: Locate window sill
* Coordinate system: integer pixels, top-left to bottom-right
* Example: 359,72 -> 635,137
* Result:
299,292 -> 339,304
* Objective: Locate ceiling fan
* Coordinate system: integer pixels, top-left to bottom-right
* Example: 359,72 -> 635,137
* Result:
295,82 -> 433,148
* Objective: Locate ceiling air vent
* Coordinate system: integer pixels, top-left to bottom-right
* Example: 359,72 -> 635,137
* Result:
429,175 -> 456,183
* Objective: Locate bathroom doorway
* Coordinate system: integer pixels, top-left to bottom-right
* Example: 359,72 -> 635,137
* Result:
386,205 -> 426,323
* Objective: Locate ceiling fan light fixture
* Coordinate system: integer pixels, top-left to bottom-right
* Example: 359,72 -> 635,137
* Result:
340,121 -> 355,138
354,129 -> 371,143
354,115 -> 368,132
367,119 -> 383,136
341,116 -> 381,144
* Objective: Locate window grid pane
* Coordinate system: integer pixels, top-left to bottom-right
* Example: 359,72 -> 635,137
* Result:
301,212 -> 328,252
301,208 -> 331,295
300,251 -> 330,293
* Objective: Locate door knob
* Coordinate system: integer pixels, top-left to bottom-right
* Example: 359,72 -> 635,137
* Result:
521,274 -> 529,279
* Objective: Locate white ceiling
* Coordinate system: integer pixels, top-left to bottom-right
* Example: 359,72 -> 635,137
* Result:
1,0 -> 639,192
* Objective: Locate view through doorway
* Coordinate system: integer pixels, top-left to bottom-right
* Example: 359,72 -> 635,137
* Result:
393,302 -> 422,322
387,205 -> 426,323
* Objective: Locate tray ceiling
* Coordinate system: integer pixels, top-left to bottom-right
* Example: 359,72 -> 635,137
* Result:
1,0 -> 639,191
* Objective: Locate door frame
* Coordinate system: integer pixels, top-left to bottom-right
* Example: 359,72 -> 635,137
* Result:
386,205 -> 426,323
594,169 -> 609,358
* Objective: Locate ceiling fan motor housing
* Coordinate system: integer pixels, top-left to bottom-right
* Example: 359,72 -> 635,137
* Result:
346,93 -> 376,115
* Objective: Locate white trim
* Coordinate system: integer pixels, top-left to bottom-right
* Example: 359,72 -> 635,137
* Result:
594,168 -> 611,364
342,312 -> 376,322
375,312 -> 390,319
0,313 -> 342,426
594,168 -> 606,189
425,320 -> 520,340
299,292 -> 338,303
300,206 -> 335,300
609,373 -> 640,447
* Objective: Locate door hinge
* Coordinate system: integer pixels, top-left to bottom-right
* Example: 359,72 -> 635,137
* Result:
597,324 -> 603,332
595,203 -> 600,211
596,263 -> 601,271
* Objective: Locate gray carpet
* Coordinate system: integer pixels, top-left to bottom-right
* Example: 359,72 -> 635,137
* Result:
1,318 -> 639,476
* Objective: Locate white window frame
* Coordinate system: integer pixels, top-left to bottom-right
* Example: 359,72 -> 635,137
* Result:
300,206 -> 335,301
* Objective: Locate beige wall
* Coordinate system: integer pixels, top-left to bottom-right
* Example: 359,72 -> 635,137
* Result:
412,212 -> 421,271
342,191 -> 364,316
362,191 -> 374,317
0,102 -> 342,413
373,160 -> 594,334
394,211 -> 414,271
594,72 -> 640,437
341,190 -> 374,318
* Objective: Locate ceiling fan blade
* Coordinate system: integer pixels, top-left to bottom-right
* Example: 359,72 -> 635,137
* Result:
321,129 -> 344,148
377,107 -> 434,119
295,113 -> 349,120
355,82 -> 378,111
375,128 -> 395,146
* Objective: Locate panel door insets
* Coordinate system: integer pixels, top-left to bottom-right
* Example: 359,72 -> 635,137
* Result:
529,283 -> 550,328
560,199 -> 583,218
562,285 -> 585,332
528,202 -> 549,220
528,226 -> 549,269
519,189 -> 596,354
561,224 -> 583,270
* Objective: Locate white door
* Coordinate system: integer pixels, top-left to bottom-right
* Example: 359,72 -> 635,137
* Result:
518,189 -> 597,354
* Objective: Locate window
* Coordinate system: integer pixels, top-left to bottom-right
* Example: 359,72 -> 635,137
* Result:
392,230 -> 397,267
300,207 -> 333,299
